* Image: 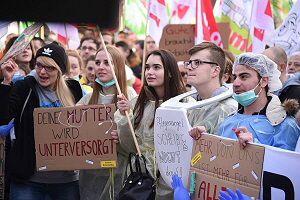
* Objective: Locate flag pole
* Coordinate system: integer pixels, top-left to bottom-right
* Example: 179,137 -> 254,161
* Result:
96,25 -> 142,157
64,23 -> 69,49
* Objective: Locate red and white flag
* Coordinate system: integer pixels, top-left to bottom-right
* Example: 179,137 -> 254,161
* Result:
170,0 -> 195,24
249,0 -> 274,53
195,0 -> 223,47
46,23 -> 80,49
147,0 -> 169,46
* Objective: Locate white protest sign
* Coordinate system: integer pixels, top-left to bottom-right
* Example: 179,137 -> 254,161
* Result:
154,108 -> 193,188
260,145 -> 300,200
154,88 -> 233,188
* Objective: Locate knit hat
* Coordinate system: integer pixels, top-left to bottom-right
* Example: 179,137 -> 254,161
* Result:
35,42 -> 67,74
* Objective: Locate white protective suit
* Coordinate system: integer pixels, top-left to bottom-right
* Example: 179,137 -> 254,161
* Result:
78,87 -> 137,200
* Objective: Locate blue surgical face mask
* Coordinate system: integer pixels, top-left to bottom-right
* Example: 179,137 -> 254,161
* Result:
295,72 -> 300,79
95,78 -> 115,88
232,81 -> 262,106
73,75 -> 80,81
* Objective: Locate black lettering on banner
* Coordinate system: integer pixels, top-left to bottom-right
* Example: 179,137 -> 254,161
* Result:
263,171 -> 294,200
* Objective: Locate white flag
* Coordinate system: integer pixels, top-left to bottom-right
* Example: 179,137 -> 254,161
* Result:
147,0 -> 169,46
269,0 -> 300,56
170,0 -> 195,24
249,0 -> 274,53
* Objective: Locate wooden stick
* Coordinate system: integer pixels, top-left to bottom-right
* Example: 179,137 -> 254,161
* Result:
97,27 -> 142,157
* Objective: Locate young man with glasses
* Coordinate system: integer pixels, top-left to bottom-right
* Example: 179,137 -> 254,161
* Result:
78,37 -> 100,64
186,42 -> 237,135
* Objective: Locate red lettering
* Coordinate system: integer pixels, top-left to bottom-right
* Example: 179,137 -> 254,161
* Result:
86,141 -> 92,154
97,140 -> 103,155
75,141 -> 80,156
92,141 -> 97,155
64,142 -> 70,156
81,141 -> 86,156
59,142 -> 64,156
39,144 -> 46,156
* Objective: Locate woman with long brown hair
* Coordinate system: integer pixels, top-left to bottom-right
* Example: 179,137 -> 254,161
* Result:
77,45 -> 137,200
116,49 -> 188,199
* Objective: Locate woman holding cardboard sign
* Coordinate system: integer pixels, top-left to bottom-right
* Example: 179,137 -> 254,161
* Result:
0,42 -> 80,199
116,49 -> 189,199
77,45 -> 137,200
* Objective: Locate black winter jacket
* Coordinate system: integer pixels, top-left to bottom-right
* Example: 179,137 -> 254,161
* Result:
0,76 -> 82,182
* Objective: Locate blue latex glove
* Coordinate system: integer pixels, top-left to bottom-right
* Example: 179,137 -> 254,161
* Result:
0,120 -> 14,136
218,188 -> 252,200
171,174 -> 190,200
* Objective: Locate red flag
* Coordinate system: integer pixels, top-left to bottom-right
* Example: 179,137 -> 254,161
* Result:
195,0 -> 223,47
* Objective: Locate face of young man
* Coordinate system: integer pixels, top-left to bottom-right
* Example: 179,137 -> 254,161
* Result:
80,39 -> 97,62
186,49 -> 219,89
232,65 -> 263,95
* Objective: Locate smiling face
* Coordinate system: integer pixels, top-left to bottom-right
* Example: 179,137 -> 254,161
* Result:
145,54 -> 165,92
68,55 -> 81,77
16,44 -> 33,63
94,50 -> 114,83
35,57 -> 59,89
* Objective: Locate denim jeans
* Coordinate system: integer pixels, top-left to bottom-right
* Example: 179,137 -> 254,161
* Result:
10,180 -> 80,200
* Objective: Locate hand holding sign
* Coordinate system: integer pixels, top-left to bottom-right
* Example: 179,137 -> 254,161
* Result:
219,188 -> 251,200
171,174 -> 190,200
233,127 -> 254,149
189,126 -> 206,140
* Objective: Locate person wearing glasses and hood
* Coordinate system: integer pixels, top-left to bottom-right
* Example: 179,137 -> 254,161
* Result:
218,52 -> 300,151
186,42 -> 237,137
0,42 -> 80,199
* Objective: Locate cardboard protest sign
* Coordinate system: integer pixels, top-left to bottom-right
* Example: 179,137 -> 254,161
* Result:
159,24 -> 195,61
154,107 -> 194,188
189,134 -> 264,200
34,104 -> 117,171
0,138 -> 4,200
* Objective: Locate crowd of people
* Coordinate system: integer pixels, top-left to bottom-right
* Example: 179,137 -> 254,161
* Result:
0,26 -> 300,200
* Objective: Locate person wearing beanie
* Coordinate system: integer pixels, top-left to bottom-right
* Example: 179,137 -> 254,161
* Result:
217,52 -> 300,151
0,42 -> 80,199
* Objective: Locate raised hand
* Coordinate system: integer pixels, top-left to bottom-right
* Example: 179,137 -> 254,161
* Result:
1,59 -> 18,85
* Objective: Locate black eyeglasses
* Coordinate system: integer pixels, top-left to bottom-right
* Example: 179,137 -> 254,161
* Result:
35,62 -> 56,72
183,59 -> 218,69
81,46 -> 96,51
180,72 -> 188,77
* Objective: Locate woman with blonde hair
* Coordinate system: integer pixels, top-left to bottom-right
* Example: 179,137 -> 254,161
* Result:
77,45 -> 137,200
0,42 -> 80,199
66,49 -> 93,94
